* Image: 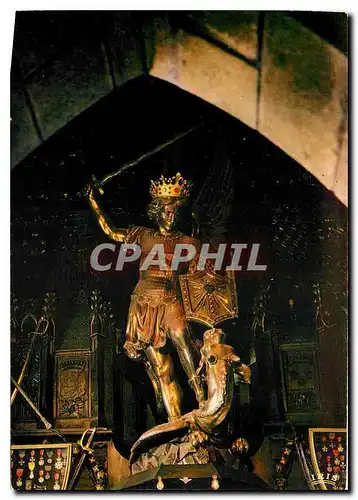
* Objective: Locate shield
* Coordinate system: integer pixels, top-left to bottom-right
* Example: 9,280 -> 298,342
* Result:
179,271 -> 238,327
308,428 -> 347,490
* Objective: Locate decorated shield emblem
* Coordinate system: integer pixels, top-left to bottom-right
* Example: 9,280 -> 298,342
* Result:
308,428 -> 347,490
179,271 -> 238,327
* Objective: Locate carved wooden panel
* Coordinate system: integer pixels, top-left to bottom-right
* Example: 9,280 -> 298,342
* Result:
54,351 -> 91,430
279,343 -> 321,423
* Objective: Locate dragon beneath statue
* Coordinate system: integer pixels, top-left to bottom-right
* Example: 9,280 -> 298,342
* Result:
129,328 -> 251,466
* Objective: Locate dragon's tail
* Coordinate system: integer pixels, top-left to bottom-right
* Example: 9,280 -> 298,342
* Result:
129,416 -> 192,465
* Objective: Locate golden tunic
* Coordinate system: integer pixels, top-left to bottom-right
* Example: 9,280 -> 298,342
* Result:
123,226 -> 200,350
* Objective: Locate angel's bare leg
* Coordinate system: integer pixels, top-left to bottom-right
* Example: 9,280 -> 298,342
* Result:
145,346 -> 182,420
169,327 -> 205,405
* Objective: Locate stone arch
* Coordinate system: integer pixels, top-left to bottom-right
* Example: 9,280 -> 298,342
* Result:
147,13 -> 348,206
11,12 -> 347,205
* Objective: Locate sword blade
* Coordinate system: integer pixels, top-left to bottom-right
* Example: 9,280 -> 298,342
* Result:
11,318 -> 49,405
11,376 -> 52,430
67,454 -> 88,490
10,334 -> 37,405
68,428 -> 97,490
99,121 -> 207,187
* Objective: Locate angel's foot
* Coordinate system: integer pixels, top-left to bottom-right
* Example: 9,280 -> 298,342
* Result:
123,341 -> 143,361
231,437 -> 249,454
198,400 -> 206,410
189,430 -> 209,448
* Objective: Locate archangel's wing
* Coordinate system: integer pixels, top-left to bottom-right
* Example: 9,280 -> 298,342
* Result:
181,138 -> 238,327
191,137 -> 234,247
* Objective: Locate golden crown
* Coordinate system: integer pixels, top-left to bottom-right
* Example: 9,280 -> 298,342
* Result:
150,172 -> 192,199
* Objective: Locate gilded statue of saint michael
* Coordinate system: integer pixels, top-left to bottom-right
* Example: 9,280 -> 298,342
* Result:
85,173 -> 206,420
